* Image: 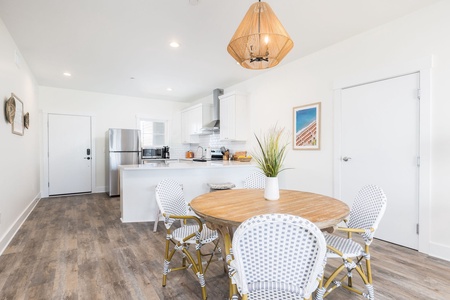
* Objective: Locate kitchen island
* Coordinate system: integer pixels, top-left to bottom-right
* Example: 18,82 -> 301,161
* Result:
119,160 -> 259,224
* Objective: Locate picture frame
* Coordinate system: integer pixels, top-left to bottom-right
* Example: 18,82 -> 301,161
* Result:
293,102 -> 321,150
11,93 -> 24,136
24,112 -> 30,129
5,95 -> 16,124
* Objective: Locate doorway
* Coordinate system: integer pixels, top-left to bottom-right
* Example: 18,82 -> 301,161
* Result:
48,113 -> 92,196
337,73 -> 420,249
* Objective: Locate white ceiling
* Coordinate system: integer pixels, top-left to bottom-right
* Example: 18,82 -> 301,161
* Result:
0,0 -> 441,102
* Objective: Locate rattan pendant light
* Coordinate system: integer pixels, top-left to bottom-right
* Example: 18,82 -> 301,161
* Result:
227,0 -> 293,69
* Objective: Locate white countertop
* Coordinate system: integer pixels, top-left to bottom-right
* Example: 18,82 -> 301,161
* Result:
119,159 -> 256,171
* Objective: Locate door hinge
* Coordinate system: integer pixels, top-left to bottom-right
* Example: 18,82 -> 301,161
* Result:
416,223 -> 419,234
417,89 -> 421,100
417,156 -> 420,167
48,182 -> 50,187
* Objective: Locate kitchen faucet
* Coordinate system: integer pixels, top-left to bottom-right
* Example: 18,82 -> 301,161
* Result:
197,146 -> 204,159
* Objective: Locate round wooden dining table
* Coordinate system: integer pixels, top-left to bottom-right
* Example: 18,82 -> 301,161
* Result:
190,189 -> 349,231
190,189 -> 350,299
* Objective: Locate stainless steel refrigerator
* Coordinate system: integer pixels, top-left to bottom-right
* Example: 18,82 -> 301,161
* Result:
106,128 -> 141,196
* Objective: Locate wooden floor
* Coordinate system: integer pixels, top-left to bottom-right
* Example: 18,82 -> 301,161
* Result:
1,193 -> 450,299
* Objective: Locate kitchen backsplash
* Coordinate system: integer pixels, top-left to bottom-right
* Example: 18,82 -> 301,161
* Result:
205,133 -> 247,156
169,133 -> 248,159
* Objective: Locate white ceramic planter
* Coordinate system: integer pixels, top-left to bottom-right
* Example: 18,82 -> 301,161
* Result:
264,176 -> 280,200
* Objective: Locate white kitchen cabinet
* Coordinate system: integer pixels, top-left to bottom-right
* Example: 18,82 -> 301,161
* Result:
180,103 -> 212,143
219,92 -> 248,141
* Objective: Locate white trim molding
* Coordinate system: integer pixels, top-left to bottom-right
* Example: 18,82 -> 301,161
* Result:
0,193 -> 40,255
429,242 -> 450,262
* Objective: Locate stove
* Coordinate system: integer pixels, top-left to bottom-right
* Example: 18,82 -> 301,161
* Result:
210,149 -> 223,160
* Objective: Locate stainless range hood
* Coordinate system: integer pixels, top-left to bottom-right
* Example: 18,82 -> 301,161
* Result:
201,88 -> 224,131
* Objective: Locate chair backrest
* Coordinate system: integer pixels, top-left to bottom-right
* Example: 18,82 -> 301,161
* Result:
347,185 -> 387,242
155,179 -> 188,218
243,171 -> 266,189
231,213 -> 327,298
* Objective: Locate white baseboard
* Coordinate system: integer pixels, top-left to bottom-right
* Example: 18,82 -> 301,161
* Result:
0,193 -> 41,255
93,186 -> 106,193
429,242 -> 450,262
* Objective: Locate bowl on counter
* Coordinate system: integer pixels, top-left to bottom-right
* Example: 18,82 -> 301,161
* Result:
238,156 -> 252,162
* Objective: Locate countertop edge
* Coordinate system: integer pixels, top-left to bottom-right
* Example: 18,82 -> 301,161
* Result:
119,161 -> 258,171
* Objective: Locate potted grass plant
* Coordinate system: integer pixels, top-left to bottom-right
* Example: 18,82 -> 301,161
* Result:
252,125 -> 289,200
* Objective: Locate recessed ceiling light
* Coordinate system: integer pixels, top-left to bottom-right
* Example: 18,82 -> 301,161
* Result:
170,41 -> 180,48
166,87 -> 173,91
63,72 -> 71,77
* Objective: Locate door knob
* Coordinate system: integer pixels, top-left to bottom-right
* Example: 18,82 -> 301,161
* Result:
84,157 -> 91,160
342,156 -> 352,162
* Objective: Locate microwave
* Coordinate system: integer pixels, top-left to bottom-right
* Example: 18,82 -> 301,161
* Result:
142,147 -> 162,159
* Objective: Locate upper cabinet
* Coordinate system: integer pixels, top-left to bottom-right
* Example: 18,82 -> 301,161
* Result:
219,92 -> 248,141
180,103 -> 212,143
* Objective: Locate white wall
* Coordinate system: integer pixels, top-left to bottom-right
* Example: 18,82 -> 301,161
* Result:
39,87 -> 187,195
219,1 -> 450,260
0,19 -> 40,253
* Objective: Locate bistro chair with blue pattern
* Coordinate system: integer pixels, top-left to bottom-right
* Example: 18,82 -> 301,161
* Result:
243,171 -> 266,189
155,178 -> 220,300
227,213 -> 327,300
315,185 -> 387,300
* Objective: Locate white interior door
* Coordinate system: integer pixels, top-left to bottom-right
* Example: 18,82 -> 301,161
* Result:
48,114 -> 92,195
339,73 -> 419,249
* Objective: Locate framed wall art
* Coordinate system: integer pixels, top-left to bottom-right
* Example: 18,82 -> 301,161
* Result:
24,112 -> 30,129
5,95 -> 16,124
293,102 -> 321,150
11,93 -> 24,135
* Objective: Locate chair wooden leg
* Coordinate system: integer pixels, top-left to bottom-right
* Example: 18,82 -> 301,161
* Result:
365,245 -> 373,285
162,237 -> 171,287
321,263 -> 346,297
196,247 -> 207,300
153,209 -> 160,232
178,246 -> 208,300
229,277 -> 236,300
347,273 -> 353,287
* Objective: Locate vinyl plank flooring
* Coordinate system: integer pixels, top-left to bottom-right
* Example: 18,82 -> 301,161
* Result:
1,193 -> 450,299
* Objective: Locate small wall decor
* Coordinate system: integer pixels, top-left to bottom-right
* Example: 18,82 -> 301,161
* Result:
10,93 -> 24,135
24,112 -> 30,129
293,102 -> 321,150
5,95 -> 16,124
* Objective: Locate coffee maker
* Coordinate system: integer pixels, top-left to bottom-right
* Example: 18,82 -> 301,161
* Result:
162,146 -> 170,159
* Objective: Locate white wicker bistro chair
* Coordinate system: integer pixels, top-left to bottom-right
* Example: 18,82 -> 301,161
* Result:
155,179 -> 220,300
243,171 -> 266,189
315,185 -> 387,300
227,213 -> 327,300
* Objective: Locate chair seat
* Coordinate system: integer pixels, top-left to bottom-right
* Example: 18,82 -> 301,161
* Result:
246,289 -> 306,300
207,182 -> 236,190
172,224 -> 218,244
324,234 -> 364,258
